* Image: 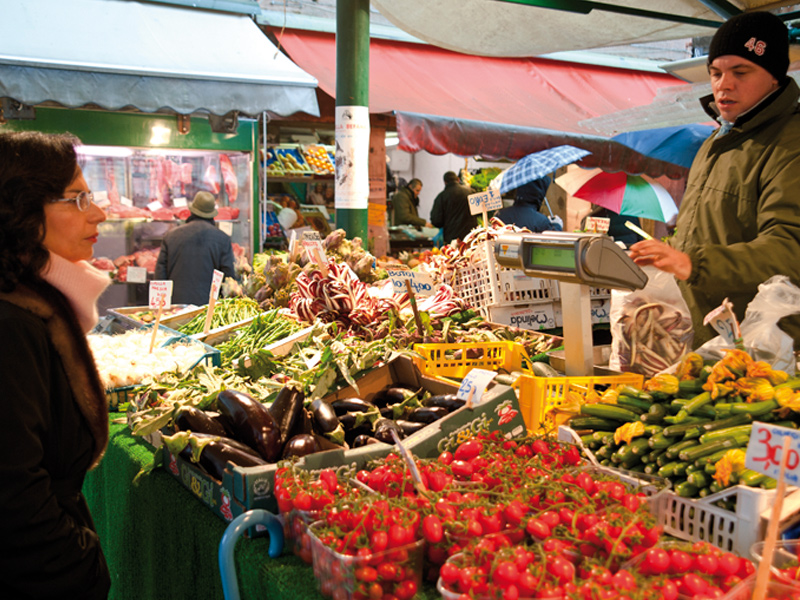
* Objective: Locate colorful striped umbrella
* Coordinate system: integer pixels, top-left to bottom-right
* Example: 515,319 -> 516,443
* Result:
555,168 -> 678,223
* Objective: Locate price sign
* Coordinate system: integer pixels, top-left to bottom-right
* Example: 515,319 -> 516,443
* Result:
386,267 -> 436,297
456,368 -> 498,404
301,231 -> 327,270
147,200 -> 163,212
93,190 -> 111,209
584,217 -> 610,234
745,422 -> 800,485
703,298 -> 742,348
120,196 -> 133,207
149,280 -> 173,310
210,269 -> 224,301
173,196 -> 188,208
126,266 -> 147,284
468,189 -> 503,215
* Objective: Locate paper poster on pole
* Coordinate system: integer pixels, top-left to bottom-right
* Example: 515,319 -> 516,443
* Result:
745,422 -> 800,485
149,280 -> 173,310
457,368 -> 498,405
468,189 -> 503,215
385,266 -> 436,297
334,106 -> 370,210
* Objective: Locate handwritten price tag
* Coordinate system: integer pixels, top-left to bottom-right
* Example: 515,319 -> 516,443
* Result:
456,368 -> 498,404
386,267 -> 436,297
468,189 -> 503,215
584,216 -> 610,234
210,269 -> 224,301
149,280 -> 173,310
703,299 -> 742,349
126,266 -> 147,284
745,422 -> 800,485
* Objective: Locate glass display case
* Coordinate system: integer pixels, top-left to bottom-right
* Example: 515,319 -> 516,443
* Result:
79,145 -> 253,313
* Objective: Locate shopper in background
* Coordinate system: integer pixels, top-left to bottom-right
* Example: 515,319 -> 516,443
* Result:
154,191 -> 237,305
307,181 -> 326,206
494,176 -> 563,233
431,171 -> 478,244
0,131 -> 111,599
629,11 -> 800,349
391,177 -> 430,229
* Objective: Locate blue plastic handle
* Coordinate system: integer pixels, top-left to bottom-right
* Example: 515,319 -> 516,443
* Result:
218,509 -> 284,600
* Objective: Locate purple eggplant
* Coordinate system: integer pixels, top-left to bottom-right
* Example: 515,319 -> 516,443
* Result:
268,385 -> 305,449
215,389 -> 282,462
395,419 -> 427,436
373,418 -> 405,444
179,435 -> 267,481
425,394 -> 466,412
281,433 -> 321,459
330,397 -> 375,416
173,406 -> 228,437
407,406 -> 449,424
352,435 -> 382,448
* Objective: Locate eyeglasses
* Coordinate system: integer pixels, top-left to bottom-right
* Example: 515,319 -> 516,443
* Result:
51,191 -> 96,211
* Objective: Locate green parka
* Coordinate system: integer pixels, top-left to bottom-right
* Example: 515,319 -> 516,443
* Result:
391,186 -> 426,228
672,78 -> 800,349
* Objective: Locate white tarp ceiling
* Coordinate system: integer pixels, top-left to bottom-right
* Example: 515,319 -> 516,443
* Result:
371,0 -> 799,58
0,0 -> 319,117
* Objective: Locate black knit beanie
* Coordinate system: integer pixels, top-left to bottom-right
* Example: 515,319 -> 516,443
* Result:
708,11 -> 789,81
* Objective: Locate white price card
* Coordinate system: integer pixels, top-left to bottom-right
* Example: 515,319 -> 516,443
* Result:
584,216 -> 610,234
173,196 -> 188,208
468,189 -> 503,215
149,280 -> 173,310
147,200 -> 163,212
745,422 -> 800,485
93,190 -> 111,209
703,298 -> 742,348
126,266 -> 147,284
386,266 -> 436,297
301,233 -> 327,268
210,269 -> 224,301
120,196 -> 133,207
456,368 -> 498,404
218,221 -> 233,236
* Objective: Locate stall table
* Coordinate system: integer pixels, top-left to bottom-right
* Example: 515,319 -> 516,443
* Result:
83,419 -> 440,600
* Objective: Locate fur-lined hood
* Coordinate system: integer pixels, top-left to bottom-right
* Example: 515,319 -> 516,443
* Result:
0,281 -> 108,468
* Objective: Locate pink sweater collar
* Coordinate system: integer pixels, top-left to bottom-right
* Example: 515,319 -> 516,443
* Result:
40,253 -> 111,333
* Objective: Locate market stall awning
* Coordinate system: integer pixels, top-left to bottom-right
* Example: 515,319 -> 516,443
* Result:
0,0 -> 319,117
275,29 -> 679,134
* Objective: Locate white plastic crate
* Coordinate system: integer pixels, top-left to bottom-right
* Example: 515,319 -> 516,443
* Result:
486,302 -> 558,331
452,243 -> 556,310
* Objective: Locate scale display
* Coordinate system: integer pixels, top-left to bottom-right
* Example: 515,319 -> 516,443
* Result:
495,231 -> 647,291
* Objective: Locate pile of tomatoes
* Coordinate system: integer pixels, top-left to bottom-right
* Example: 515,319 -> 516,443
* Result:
273,430 -> 764,600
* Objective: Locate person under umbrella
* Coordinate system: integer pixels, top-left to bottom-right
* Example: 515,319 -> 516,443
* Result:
494,176 -> 563,232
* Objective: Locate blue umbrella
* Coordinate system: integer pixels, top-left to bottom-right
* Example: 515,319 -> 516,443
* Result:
493,145 -> 591,194
611,124 -> 714,170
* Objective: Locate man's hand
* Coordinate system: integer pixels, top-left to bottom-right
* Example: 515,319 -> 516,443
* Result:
629,239 -> 692,281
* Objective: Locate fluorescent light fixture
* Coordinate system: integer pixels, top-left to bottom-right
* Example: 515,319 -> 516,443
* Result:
76,145 -> 134,158
149,125 -> 172,146
385,134 -> 400,147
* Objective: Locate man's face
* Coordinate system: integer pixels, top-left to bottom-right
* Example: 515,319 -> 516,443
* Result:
411,183 -> 422,197
709,55 -> 780,122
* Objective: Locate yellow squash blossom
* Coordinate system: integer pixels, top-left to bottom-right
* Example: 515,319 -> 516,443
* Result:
734,377 -> 775,402
644,373 -> 680,395
775,387 -> 800,412
676,352 -> 704,381
614,421 -> 645,445
747,361 -> 790,386
713,449 -> 746,487
600,388 -> 619,404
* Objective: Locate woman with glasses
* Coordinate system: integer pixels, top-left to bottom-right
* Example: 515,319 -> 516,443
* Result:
0,131 -> 111,599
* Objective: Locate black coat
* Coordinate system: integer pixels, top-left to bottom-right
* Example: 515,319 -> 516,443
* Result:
430,182 -> 478,244
154,216 -> 238,305
0,281 -> 110,600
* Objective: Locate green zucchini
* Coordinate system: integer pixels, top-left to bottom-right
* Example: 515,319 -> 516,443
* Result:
695,448 -> 732,468
670,398 -> 717,419
687,470 -> 712,488
643,464 -> 658,475
700,413 -> 753,432
662,419 -> 712,438
656,452 -> 672,468
658,461 -> 690,478
704,462 -> 717,474
685,464 -> 702,475
592,431 -> 615,445
730,399 -> 779,416
678,379 -> 705,396
630,437 -> 653,456
698,424 -> 753,445
665,439 -> 698,460
595,444 -> 616,460
617,386 -> 653,402
569,416 -> 619,431
698,487 -> 712,498
644,424 -> 665,436
580,403 -> 640,422
640,403 -> 668,425
709,481 -> 724,494
581,434 -> 597,447
678,433 -> 751,462
761,478 -> 778,489
617,394 -> 654,412
648,432 -> 675,450
674,480 -> 699,498
739,469 -> 767,487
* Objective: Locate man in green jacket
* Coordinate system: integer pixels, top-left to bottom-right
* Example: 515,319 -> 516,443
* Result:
630,11 -> 800,350
391,178 -> 430,229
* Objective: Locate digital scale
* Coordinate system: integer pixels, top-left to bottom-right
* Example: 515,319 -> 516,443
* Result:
494,231 -> 648,375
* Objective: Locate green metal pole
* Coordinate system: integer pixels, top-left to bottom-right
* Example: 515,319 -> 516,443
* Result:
335,0 -> 370,241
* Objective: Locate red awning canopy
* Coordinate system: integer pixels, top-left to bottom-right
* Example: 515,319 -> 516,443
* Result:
273,29 -> 680,134
273,28 -> 691,177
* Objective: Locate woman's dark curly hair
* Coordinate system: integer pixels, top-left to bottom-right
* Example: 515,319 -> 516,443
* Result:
0,131 -> 81,293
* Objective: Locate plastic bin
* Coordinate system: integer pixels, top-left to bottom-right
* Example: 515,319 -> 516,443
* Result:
518,372 -> 644,433
722,575 -> 800,600
413,341 -> 535,384
751,539 -> 800,589
307,521 -> 424,600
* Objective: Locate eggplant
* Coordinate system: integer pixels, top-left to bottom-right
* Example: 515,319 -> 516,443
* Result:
395,419 -> 427,436
352,435 -> 382,448
407,406 -> 449,424
179,435 -> 267,481
425,394 -> 466,412
281,433 -> 321,459
310,398 -> 345,446
330,397 -> 375,416
343,421 -> 374,447
180,431 -> 262,458
215,389 -> 282,462
370,387 -> 407,408
268,385 -> 305,448
373,418 -> 405,444
173,406 -> 228,437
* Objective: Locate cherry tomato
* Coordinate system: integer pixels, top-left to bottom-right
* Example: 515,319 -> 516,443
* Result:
696,552 -> 720,576
525,517 -> 550,540
439,561 -> 459,586
421,514 -> 443,544
611,569 -> 636,591
669,550 -> 693,574
547,556 -> 575,583
438,451 -> 454,466
716,552 -> 741,577
493,560 -> 520,587
678,573 -> 709,597
393,579 -> 417,600
450,459 -> 473,479
642,547 -> 671,575
454,439 -> 483,461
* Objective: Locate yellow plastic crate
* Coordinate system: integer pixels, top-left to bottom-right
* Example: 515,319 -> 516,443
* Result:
517,372 -> 644,434
412,341 -> 534,383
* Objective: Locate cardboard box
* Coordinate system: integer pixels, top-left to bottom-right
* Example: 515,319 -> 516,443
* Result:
161,354 -> 527,522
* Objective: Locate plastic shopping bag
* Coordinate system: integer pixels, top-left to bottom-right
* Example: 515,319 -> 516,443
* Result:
696,275 -> 800,373
609,266 -> 694,377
